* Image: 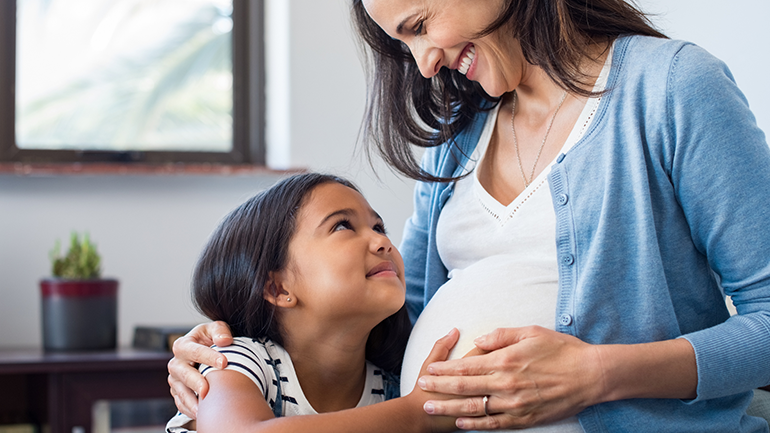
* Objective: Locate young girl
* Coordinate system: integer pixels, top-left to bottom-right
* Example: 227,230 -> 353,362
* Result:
166,173 -> 459,433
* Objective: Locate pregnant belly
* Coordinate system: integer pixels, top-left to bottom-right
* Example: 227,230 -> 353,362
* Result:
400,259 -> 559,394
398,260 -> 582,432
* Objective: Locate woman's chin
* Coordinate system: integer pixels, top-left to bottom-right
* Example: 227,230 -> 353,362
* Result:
476,80 -> 507,98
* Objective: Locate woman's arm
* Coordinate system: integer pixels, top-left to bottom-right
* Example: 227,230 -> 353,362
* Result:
417,326 -> 696,430
168,321 -> 234,418
196,330 -> 461,433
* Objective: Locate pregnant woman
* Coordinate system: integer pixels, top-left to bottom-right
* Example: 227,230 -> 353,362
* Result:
169,0 -> 770,431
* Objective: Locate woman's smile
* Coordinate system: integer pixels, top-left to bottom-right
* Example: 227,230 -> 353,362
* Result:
457,44 -> 476,76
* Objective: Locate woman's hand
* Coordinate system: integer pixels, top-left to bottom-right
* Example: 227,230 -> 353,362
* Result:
417,326 -> 604,430
167,321 -> 234,418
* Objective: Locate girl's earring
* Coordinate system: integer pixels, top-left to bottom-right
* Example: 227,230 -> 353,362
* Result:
286,297 -> 292,302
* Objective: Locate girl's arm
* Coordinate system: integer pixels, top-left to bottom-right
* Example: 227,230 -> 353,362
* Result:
199,371 -> 453,433
197,330 -> 461,433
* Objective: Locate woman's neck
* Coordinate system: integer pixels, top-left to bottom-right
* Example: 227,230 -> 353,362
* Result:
281,322 -> 370,413
516,41 -> 611,108
514,66 -> 569,116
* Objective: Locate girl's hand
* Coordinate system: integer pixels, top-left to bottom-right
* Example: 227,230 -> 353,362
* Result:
167,321 -> 234,418
418,326 -> 604,430
405,328 -> 463,432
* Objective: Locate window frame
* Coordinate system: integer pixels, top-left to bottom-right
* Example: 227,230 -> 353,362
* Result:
0,0 -> 264,166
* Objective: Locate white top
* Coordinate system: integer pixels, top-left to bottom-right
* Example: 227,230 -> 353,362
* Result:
400,49 -> 613,433
166,337 -> 386,432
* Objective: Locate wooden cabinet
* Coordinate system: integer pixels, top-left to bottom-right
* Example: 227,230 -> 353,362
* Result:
0,348 -> 172,433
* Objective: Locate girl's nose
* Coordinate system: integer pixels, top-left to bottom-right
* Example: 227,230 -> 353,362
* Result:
371,234 -> 393,254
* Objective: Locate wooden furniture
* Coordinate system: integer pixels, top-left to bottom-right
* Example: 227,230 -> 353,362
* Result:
0,348 -> 173,433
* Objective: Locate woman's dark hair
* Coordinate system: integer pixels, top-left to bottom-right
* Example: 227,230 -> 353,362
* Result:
351,0 -> 666,182
192,173 -> 412,374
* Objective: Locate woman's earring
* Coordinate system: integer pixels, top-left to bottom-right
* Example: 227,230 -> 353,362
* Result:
286,297 -> 291,302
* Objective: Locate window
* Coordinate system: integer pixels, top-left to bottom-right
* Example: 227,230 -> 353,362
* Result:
0,0 -> 264,165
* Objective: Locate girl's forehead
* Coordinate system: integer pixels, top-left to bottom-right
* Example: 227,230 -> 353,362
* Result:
310,182 -> 362,202
300,183 -> 373,218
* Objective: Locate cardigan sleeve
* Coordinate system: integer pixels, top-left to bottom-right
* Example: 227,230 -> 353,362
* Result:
666,43 -> 770,400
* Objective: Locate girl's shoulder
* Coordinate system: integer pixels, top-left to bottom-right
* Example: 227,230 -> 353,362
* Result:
167,338 -> 291,432
209,336 -> 287,364
201,337 -> 289,395
225,336 -> 288,358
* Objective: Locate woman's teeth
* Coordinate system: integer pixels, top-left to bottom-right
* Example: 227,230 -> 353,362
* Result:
458,45 -> 475,75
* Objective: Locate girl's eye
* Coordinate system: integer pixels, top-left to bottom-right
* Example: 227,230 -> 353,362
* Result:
333,220 -> 353,232
373,223 -> 387,235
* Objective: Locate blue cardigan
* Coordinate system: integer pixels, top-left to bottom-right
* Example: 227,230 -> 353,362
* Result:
398,35 -> 770,432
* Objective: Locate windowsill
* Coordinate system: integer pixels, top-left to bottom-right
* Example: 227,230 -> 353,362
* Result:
0,162 -> 304,177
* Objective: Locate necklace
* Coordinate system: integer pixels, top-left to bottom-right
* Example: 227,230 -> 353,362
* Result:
510,90 -> 568,187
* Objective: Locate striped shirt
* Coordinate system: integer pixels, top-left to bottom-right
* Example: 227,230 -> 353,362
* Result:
166,337 -> 387,432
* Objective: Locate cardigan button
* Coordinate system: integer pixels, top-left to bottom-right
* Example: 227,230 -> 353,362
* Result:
559,314 -> 573,326
557,153 -> 566,163
561,254 -> 575,266
557,194 -> 569,205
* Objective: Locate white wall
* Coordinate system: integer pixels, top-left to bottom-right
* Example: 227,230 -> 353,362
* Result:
0,0 -> 767,348
0,0 -> 415,348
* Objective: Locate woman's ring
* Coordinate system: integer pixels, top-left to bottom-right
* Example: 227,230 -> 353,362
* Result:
483,395 -> 490,416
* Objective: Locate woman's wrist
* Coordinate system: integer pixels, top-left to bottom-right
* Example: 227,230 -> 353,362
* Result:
595,338 -> 697,403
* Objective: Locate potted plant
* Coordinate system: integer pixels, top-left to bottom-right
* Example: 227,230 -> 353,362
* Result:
40,232 -> 118,351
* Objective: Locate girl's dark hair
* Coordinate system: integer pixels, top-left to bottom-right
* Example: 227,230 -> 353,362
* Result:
351,0 -> 666,182
192,173 -> 412,374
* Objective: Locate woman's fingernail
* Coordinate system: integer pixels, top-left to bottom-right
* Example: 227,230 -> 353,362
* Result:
424,402 -> 435,414
456,419 -> 465,429
474,334 -> 488,344
216,358 -> 225,369
418,377 -> 427,389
